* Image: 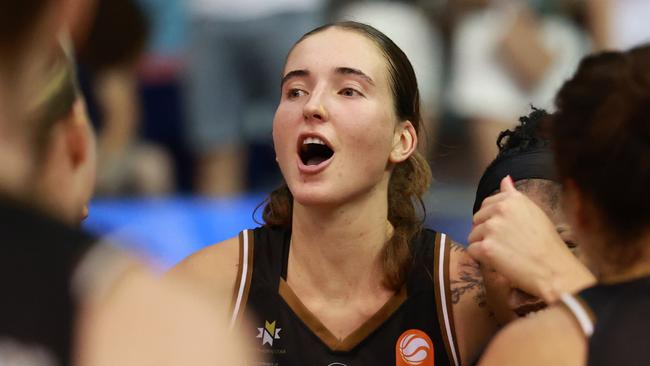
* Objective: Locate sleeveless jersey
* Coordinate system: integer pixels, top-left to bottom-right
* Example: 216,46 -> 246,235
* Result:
229,226 -> 461,366
561,276 -> 650,366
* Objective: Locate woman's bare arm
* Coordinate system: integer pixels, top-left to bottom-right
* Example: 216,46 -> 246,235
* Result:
449,241 -> 499,365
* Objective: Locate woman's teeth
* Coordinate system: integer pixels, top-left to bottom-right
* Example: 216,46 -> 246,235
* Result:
303,137 -> 325,145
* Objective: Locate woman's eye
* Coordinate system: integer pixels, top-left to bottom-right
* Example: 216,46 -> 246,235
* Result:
339,88 -> 361,97
287,89 -> 305,99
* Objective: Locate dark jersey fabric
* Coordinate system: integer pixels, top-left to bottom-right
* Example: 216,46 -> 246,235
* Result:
578,276 -> 650,366
0,197 -> 95,365
241,226 -> 456,366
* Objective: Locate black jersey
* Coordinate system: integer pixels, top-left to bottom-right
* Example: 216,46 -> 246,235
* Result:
229,226 -> 461,366
561,276 -> 650,366
0,197 -> 95,366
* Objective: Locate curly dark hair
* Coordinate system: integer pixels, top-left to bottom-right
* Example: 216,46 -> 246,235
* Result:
552,44 -> 650,256
495,107 -> 552,158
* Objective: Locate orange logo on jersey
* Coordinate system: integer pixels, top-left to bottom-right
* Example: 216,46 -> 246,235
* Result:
396,329 -> 434,366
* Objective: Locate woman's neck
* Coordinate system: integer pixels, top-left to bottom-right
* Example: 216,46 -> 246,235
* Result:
287,192 -> 392,299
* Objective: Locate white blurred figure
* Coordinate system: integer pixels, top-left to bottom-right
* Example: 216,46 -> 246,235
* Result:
448,0 -> 590,172
585,0 -> 650,51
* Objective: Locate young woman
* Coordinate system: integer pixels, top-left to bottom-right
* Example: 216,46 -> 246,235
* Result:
171,22 -> 496,365
470,45 -> 650,365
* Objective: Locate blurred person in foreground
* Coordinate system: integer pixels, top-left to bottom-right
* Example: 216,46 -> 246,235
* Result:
0,1 -> 252,365
470,45 -> 650,365
472,107 -> 594,327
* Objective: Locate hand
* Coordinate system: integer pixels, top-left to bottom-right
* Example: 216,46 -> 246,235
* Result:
467,176 -> 594,303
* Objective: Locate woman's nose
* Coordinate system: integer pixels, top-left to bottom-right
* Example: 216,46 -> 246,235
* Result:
303,93 -> 328,122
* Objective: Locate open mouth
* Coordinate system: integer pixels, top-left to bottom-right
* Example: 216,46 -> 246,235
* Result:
513,302 -> 547,317
299,136 -> 334,166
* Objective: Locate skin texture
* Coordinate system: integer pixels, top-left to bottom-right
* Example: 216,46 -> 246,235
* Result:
469,177 -> 595,304
274,28 -> 413,208
34,98 -> 96,225
171,26 -> 496,366
477,305 -> 587,366
480,179 -> 579,326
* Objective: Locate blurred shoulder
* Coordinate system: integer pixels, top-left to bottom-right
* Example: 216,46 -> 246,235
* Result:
479,305 -> 586,366
75,245 -> 254,365
166,234 -> 242,304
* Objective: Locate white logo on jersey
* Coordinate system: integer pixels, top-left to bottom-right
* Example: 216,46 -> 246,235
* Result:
256,320 -> 281,346
399,333 -> 431,365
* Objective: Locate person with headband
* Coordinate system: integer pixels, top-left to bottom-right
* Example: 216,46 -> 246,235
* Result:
472,108 -> 592,327
472,45 -> 650,365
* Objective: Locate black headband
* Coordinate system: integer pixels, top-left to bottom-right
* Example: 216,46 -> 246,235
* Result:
473,148 -> 557,214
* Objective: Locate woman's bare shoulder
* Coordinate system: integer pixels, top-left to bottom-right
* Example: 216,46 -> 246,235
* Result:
479,305 -> 587,366
166,236 -> 241,301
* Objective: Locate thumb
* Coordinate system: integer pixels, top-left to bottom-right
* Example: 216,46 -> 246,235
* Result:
500,175 -> 516,193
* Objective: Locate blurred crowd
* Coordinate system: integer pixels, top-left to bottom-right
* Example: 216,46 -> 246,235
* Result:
87,0 -> 649,198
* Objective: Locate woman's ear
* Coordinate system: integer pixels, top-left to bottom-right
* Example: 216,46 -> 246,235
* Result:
389,120 -> 417,164
66,99 -> 96,223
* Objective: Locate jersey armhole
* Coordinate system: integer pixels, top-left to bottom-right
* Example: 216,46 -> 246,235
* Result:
433,232 -> 461,366
228,229 -> 254,330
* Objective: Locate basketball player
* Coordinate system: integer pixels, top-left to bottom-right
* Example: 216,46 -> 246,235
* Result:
171,21 -> 497,366
470,45 -> 650,365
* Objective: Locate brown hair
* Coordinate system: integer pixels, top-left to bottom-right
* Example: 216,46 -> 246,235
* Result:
262,21 -> 432,291
0,0 -> 52,57
552,44 -> 650,266
26,40 -> 81,162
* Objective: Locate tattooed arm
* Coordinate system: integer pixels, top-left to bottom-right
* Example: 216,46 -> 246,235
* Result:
449,240 -> 498,366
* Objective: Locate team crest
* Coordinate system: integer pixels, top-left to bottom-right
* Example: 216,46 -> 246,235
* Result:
257,320 -> 282,346
396,329 -> 434,366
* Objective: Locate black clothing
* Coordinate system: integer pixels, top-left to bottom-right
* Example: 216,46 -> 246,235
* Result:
0,197 -> 95,365
563,276 -> 650,366
230,226 -> 460,366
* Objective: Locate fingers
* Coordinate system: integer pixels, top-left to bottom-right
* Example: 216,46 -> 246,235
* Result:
472,196 -> 511,226
468,220 -> 487,244
500,175 -> 516,193
467,236 -> 499,269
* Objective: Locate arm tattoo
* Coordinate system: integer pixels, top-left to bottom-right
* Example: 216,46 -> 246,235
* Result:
449,243 -> 487,307
450,242 -> 465,252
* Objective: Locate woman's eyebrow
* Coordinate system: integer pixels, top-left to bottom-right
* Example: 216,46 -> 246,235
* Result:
280,67 -> 375,87
281,69 -> 309,87
335,67 -> 375,86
